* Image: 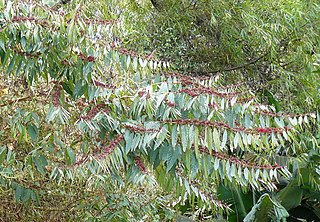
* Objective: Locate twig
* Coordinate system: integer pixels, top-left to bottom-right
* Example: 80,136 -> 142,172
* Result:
193,51 -> 269,76
0,96 -> 32,107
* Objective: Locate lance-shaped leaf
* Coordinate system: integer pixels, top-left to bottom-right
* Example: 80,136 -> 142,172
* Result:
213,128 -> 221,151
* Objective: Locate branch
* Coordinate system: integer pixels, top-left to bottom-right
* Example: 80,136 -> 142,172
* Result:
150,0 -> 161,11
0,96 -> 32,107
193,51 -> 269,76
215,52 -> 268,73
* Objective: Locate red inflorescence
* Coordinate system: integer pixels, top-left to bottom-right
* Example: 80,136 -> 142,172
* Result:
163,119 -> 290,135
96,134 -> 124,159
123,125 -> 161,134
75,51 -> 96,62
12,16 -> 49,26
52,83 -> 62,107
92,80 -> 116,89
255,127 -> 288,134
196,145 -> 283,170
134,156 -> 149,174
179,87 -> 241,98
254,108 -> 316,119
74,155 -> 89,167
116,47 -> 159,62
80,104 -> 108,120
61,59 -> 70,66
83,18 -> 118,25
11,47 -> 42,58
137,90 -> 151,99
208,102 -> 219,109
164,98 -> 176,107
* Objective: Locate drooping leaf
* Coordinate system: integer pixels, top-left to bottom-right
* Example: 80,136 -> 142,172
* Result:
276,181 -> 303,211
244,194 -> 289,222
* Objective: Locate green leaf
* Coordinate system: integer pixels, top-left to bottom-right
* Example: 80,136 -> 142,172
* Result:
234,132 -> 240,149
217,185 -> 253,220
181,125 -> 188,152
194,126 -> 199,159
221,129 -> 227,150
73,81 -> 87,98
213,128 -> 220,151
0,48 -> 6,64
244,194 -> 289,222
276,181 -> 303,210
155,128 -> 167,149
0,146 -> 7,163
264,90 -> 280,112
27,123 -> 39,142
274,117 -> 284,128
288,117 -> 297,126
21,188 -> 30,203
65,147 -> 76,165
121,54 -> 127,70
62,82 -> 74,96
214,158 -> 220,170
105,51 -> 113,66
132,56 -> 138,70
15,184 -> 22,202
33,156 -> 46,174
244,167 -> 250,181
0,40 -> 5,51
139,57 -> 147,68
167,145 -> 181,172
171,125 -> 178,148
6,55 -> 16,75
206,128 -> 213,153
159,143 -> 169,162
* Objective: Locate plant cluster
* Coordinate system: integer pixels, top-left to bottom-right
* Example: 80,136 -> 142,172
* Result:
0,0 -> 319,221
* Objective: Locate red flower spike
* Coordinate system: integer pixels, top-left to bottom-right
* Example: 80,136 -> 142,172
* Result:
135,156 -> 149,174
138,91 -> 145,97
93,134 -> 124,160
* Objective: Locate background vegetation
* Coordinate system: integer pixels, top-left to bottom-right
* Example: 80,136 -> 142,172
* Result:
0,0 -> 319,221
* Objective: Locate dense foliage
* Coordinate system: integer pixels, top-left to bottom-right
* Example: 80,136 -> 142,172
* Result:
124,0 -> 320,111
0,0 -> 319,221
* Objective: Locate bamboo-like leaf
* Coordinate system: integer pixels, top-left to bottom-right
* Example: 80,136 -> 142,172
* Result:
167,145 -> 181,172
234,132 -> 240,149
237,165 -> 242,178
206,127 -> 213,154
244,167 -> 250,181
288,117 -> 298,126
139,57 -> 147,68
132,56 -> 138,70
304,115 -> 309,124
171,125 -> 178,148
274,117 -> 284,128
298,115 -> 303,125
255,168 -> 260,180
184,179 -> 191,195
226,160 -> 231,179
194,126 -> 200,160
230,163 -> 236,178
189,125 -> 195,148
221,129 -> 227,151
214,158 -> 220,170
155,128 -> 167,149
181,125 -> 188,152
259,115 -> 265,127
220,98 -> 225,110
